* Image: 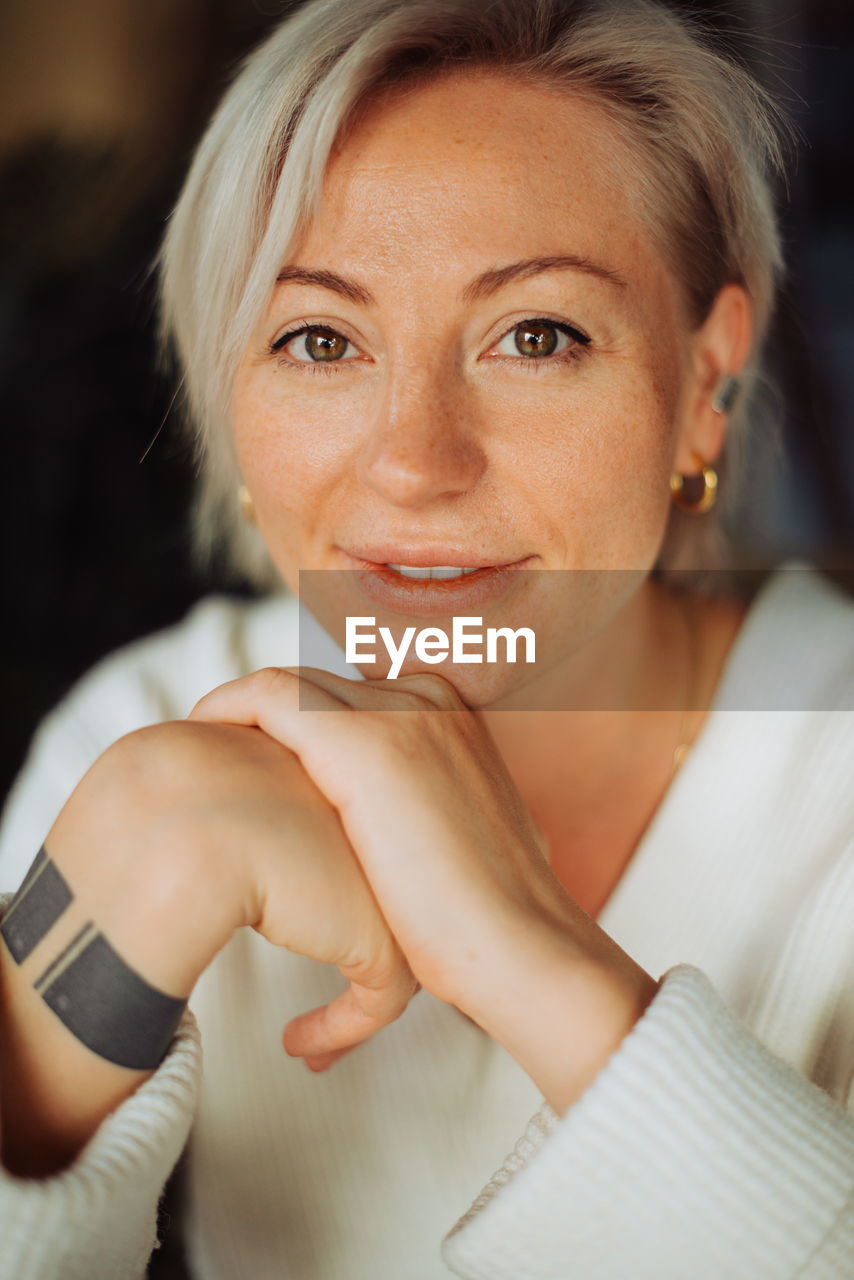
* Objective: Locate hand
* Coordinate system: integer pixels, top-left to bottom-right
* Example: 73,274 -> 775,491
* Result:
1,718 -> 417,1173
59,720 -> 419,1059
190,668 -> 659,1111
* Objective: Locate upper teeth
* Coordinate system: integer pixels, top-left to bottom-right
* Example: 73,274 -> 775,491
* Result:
387,564 -> 481,580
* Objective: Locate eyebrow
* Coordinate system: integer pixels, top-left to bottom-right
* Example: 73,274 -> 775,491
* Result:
275,266 -> 373,305
462,255 -> 628,301
276,254 -> 627,307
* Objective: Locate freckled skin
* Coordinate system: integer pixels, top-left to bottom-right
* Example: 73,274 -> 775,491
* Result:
232,71 -> 745,709
0,86 -> 758,1171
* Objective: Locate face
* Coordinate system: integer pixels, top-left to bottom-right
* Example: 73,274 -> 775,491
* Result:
232,72 -> 719,706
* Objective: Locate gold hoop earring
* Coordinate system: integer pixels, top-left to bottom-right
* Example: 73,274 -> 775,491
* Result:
669,452 -> 718,514
238,484 -> 257,525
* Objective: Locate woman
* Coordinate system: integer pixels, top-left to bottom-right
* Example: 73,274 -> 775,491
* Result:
1,0 -> 853,1276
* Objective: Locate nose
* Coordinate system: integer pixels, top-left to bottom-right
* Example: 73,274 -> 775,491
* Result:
356,360 -> 487,508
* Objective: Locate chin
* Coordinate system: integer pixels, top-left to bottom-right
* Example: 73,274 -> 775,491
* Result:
358,654 -> 546,711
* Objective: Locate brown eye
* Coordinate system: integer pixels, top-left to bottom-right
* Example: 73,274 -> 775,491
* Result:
304,328 -> 349,361
273,325 -> 356,364
514,322 -> 559,357
491,318 -> 591,364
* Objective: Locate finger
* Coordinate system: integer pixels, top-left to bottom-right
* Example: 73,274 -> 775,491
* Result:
282,978 -> 413,1059
188,667 -> 470,819
187,670 -> 383,812
190,665 -> 388,719
301,1048 -> 354,1073
188,667 -> 344,722
190,665 -> 462,724
285,943 -> 419,1056
286,666 -> 465,711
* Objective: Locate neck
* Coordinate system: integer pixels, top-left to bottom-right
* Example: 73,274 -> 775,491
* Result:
480,582 -> 747,914
482,577 -> 685,778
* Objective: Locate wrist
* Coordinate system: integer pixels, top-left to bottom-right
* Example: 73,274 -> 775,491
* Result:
95,828 -> 241,997
452,911 -> 658,1114
45,726 -> 250,997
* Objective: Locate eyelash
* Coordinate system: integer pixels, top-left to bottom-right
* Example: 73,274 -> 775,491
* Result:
269,318 -> 592,374
270,325 -> 354,376
492,318 -> 592,372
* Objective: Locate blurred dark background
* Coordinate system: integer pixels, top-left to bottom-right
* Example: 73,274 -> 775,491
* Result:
1,0 -> 853,812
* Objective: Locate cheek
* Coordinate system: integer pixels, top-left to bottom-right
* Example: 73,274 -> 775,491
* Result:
231,374 -> 366,518
498,363 -> 680,564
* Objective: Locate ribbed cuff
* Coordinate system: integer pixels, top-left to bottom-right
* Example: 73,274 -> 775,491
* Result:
443,964 -> 854,1280
0,1008 -> 201,1280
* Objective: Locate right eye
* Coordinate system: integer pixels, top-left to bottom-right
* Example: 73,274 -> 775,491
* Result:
272,325 -> 359,364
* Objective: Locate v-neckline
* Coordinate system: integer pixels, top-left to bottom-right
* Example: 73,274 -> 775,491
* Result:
595,567 -> 796,953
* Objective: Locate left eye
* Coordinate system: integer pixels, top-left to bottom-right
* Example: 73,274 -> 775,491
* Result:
494,320 -> 587,359
274,326 -> 357,363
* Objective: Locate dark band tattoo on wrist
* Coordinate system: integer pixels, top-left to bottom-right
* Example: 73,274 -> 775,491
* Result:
1,846 -> 73,963
2,846 -> 185,1069
34,925 -> 186,1071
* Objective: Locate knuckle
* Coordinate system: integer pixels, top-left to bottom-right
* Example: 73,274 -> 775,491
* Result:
373,724 -> 421,769
359,984 -> 409,1027
352,935 -> 415,1018
372,687 -> 424,713
252,665 -> 290,695
395,671 -> 464,710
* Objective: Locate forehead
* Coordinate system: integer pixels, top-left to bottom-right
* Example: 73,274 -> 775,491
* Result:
290,70 -> 656,287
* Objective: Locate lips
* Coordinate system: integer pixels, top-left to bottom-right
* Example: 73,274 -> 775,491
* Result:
337,548 -> 536,616
342,545 -> 522,571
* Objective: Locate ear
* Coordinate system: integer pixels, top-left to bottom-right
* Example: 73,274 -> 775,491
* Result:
673,283 -> 753,473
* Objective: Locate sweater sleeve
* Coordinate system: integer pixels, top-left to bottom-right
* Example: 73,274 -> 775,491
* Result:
0,903 -> 202,1280
442,964 -> 854,1280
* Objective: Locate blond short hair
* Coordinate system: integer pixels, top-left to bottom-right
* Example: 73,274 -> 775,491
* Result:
159,0 -> 788,587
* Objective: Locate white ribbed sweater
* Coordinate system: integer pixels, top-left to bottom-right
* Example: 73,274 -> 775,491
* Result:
1,567 -> 853,1278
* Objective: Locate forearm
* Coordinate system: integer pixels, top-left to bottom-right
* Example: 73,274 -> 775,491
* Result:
0,929 -> 151,1177
0,735 -> 240,1176
0,838 -> 215,1177
0,916 -> 201,1280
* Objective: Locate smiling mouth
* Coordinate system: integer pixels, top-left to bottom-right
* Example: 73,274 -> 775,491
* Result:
333,552 -> 536,616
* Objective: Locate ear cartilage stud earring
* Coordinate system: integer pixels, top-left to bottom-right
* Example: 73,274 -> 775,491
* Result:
711,374 -> 740,415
